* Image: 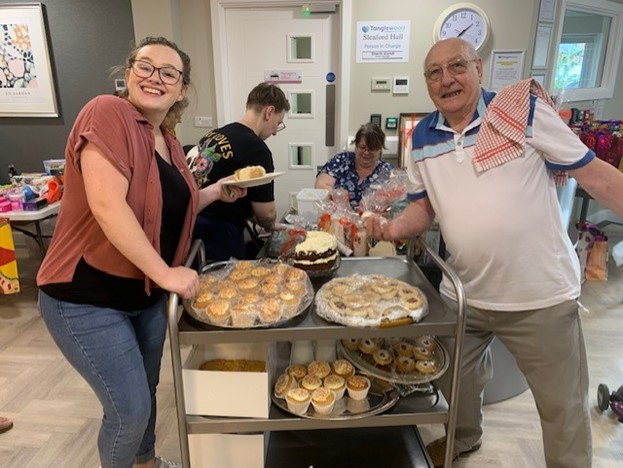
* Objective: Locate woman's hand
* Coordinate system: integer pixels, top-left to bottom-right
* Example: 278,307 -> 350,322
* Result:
155,266 -> 200,299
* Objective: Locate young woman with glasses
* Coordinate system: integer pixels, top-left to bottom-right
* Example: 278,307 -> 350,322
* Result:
37,37 -> 246,468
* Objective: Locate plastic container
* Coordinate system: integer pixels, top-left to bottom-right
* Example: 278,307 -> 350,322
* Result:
296,188 -> 329,224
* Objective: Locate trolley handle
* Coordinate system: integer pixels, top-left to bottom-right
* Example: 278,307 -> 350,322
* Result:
408,236 -> 466,468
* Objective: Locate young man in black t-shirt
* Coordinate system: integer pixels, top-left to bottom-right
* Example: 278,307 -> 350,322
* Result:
187,83 -> 290,260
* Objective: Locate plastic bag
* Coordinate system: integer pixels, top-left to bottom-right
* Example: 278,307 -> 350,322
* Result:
576,223 -> 608,281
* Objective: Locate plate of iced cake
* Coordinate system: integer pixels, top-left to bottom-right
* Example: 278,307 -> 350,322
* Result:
184,260 -> 313,328
314,274 -> 428,327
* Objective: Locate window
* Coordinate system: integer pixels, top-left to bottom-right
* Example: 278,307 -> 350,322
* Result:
552,0 -> 623,101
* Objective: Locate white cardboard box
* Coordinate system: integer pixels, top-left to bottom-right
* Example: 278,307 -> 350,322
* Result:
183,342 -> 276,418
189,432 -> 270,468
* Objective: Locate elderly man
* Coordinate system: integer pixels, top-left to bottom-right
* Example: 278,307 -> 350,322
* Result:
366,37 -> 623,467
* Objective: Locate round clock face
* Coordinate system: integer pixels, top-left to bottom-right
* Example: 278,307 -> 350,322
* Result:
434,4 -> 490,51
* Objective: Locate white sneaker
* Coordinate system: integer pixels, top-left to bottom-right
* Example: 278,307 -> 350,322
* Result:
154,456 -> 182,468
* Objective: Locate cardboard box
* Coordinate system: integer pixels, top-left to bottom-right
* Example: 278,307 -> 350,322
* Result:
189,432 -> 270,468
183,343 -> 276,418
296,188 -> 329,223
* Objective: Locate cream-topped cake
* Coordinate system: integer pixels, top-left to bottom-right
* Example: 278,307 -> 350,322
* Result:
291,231 -> 338,271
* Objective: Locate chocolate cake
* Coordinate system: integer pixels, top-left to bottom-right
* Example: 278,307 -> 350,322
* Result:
291,231 -> 338,271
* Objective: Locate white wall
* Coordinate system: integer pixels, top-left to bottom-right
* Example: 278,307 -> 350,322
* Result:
132,0 -> 543,145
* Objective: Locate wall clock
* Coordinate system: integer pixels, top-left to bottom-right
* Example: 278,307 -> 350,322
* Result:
433,3 -> 490,51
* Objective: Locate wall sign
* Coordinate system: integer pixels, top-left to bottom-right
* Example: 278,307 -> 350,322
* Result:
356,20 -> 410,63
489,50 -> 525,91
264,70 -> 302,84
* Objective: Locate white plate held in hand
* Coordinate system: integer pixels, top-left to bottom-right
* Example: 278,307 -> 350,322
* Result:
223,171 -> 285,188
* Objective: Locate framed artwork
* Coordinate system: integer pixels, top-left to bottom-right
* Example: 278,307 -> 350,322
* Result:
398,112 -> 427,167
0,3 -> 58,117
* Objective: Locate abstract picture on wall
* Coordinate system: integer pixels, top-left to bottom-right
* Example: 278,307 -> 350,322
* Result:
0,4 -> 58,117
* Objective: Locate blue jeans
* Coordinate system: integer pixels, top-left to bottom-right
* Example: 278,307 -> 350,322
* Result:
38,291 -> 167,468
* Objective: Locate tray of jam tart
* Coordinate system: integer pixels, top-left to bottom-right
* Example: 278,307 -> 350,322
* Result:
338,336 -> 449,385
315,274 -> 428,327
184,260 -> 314,329
271,358 -> 399,420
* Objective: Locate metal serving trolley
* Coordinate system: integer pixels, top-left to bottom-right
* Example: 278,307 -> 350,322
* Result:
166,237 -> 466,467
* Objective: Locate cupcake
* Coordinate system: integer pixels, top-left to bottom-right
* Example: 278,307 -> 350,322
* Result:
287,268 -> 307,282
279,290 -> 301,317
331,359 -> 355,379
311,387 -> 336,415
206,300 -> 231,326
300,374 -> 323,392
230,303 -> 256,328
193,290 -> 213,310
286,280 -> 307,297
238,277 -> 259,294
250,266 -> 271,278
346,375 -> 371,401
262,283 -> 281,297
323,374 -> 346,400
228,269 -> 249,281
285,387 -> 311,415
217,286 -> 238,300
307,360 -> 331,379
274,373 -> 298,399
239,293 -> 261,306
258,298 -> 283,324
286,364 -> 307,382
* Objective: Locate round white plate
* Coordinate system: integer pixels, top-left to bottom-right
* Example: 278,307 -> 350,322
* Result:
223,171 -> 285,188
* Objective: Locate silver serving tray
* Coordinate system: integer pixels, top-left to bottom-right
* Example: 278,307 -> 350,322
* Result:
183,260 -> 313,329
338,337 -> 449,385
272,377 -> 399,420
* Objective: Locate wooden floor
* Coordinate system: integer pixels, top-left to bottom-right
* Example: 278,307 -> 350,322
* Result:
0,225 -> 621,468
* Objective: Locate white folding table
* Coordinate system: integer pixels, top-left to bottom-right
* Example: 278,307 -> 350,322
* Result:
2,202 -> 61,257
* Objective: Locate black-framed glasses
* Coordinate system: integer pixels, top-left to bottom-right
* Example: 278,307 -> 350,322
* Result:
130,60 -> 184,85
276,121 -> 286,132
424,58 -> 477,82
356,143 -> 380,153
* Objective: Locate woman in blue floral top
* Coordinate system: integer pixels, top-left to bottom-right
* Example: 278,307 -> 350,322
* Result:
316,123 -> 392,208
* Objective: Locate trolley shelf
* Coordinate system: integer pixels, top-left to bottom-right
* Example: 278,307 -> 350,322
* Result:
185,391 -> 449,434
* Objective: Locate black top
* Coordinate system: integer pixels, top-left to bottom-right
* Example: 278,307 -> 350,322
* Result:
189,122 -> 275,227
41,152 -> 190,311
